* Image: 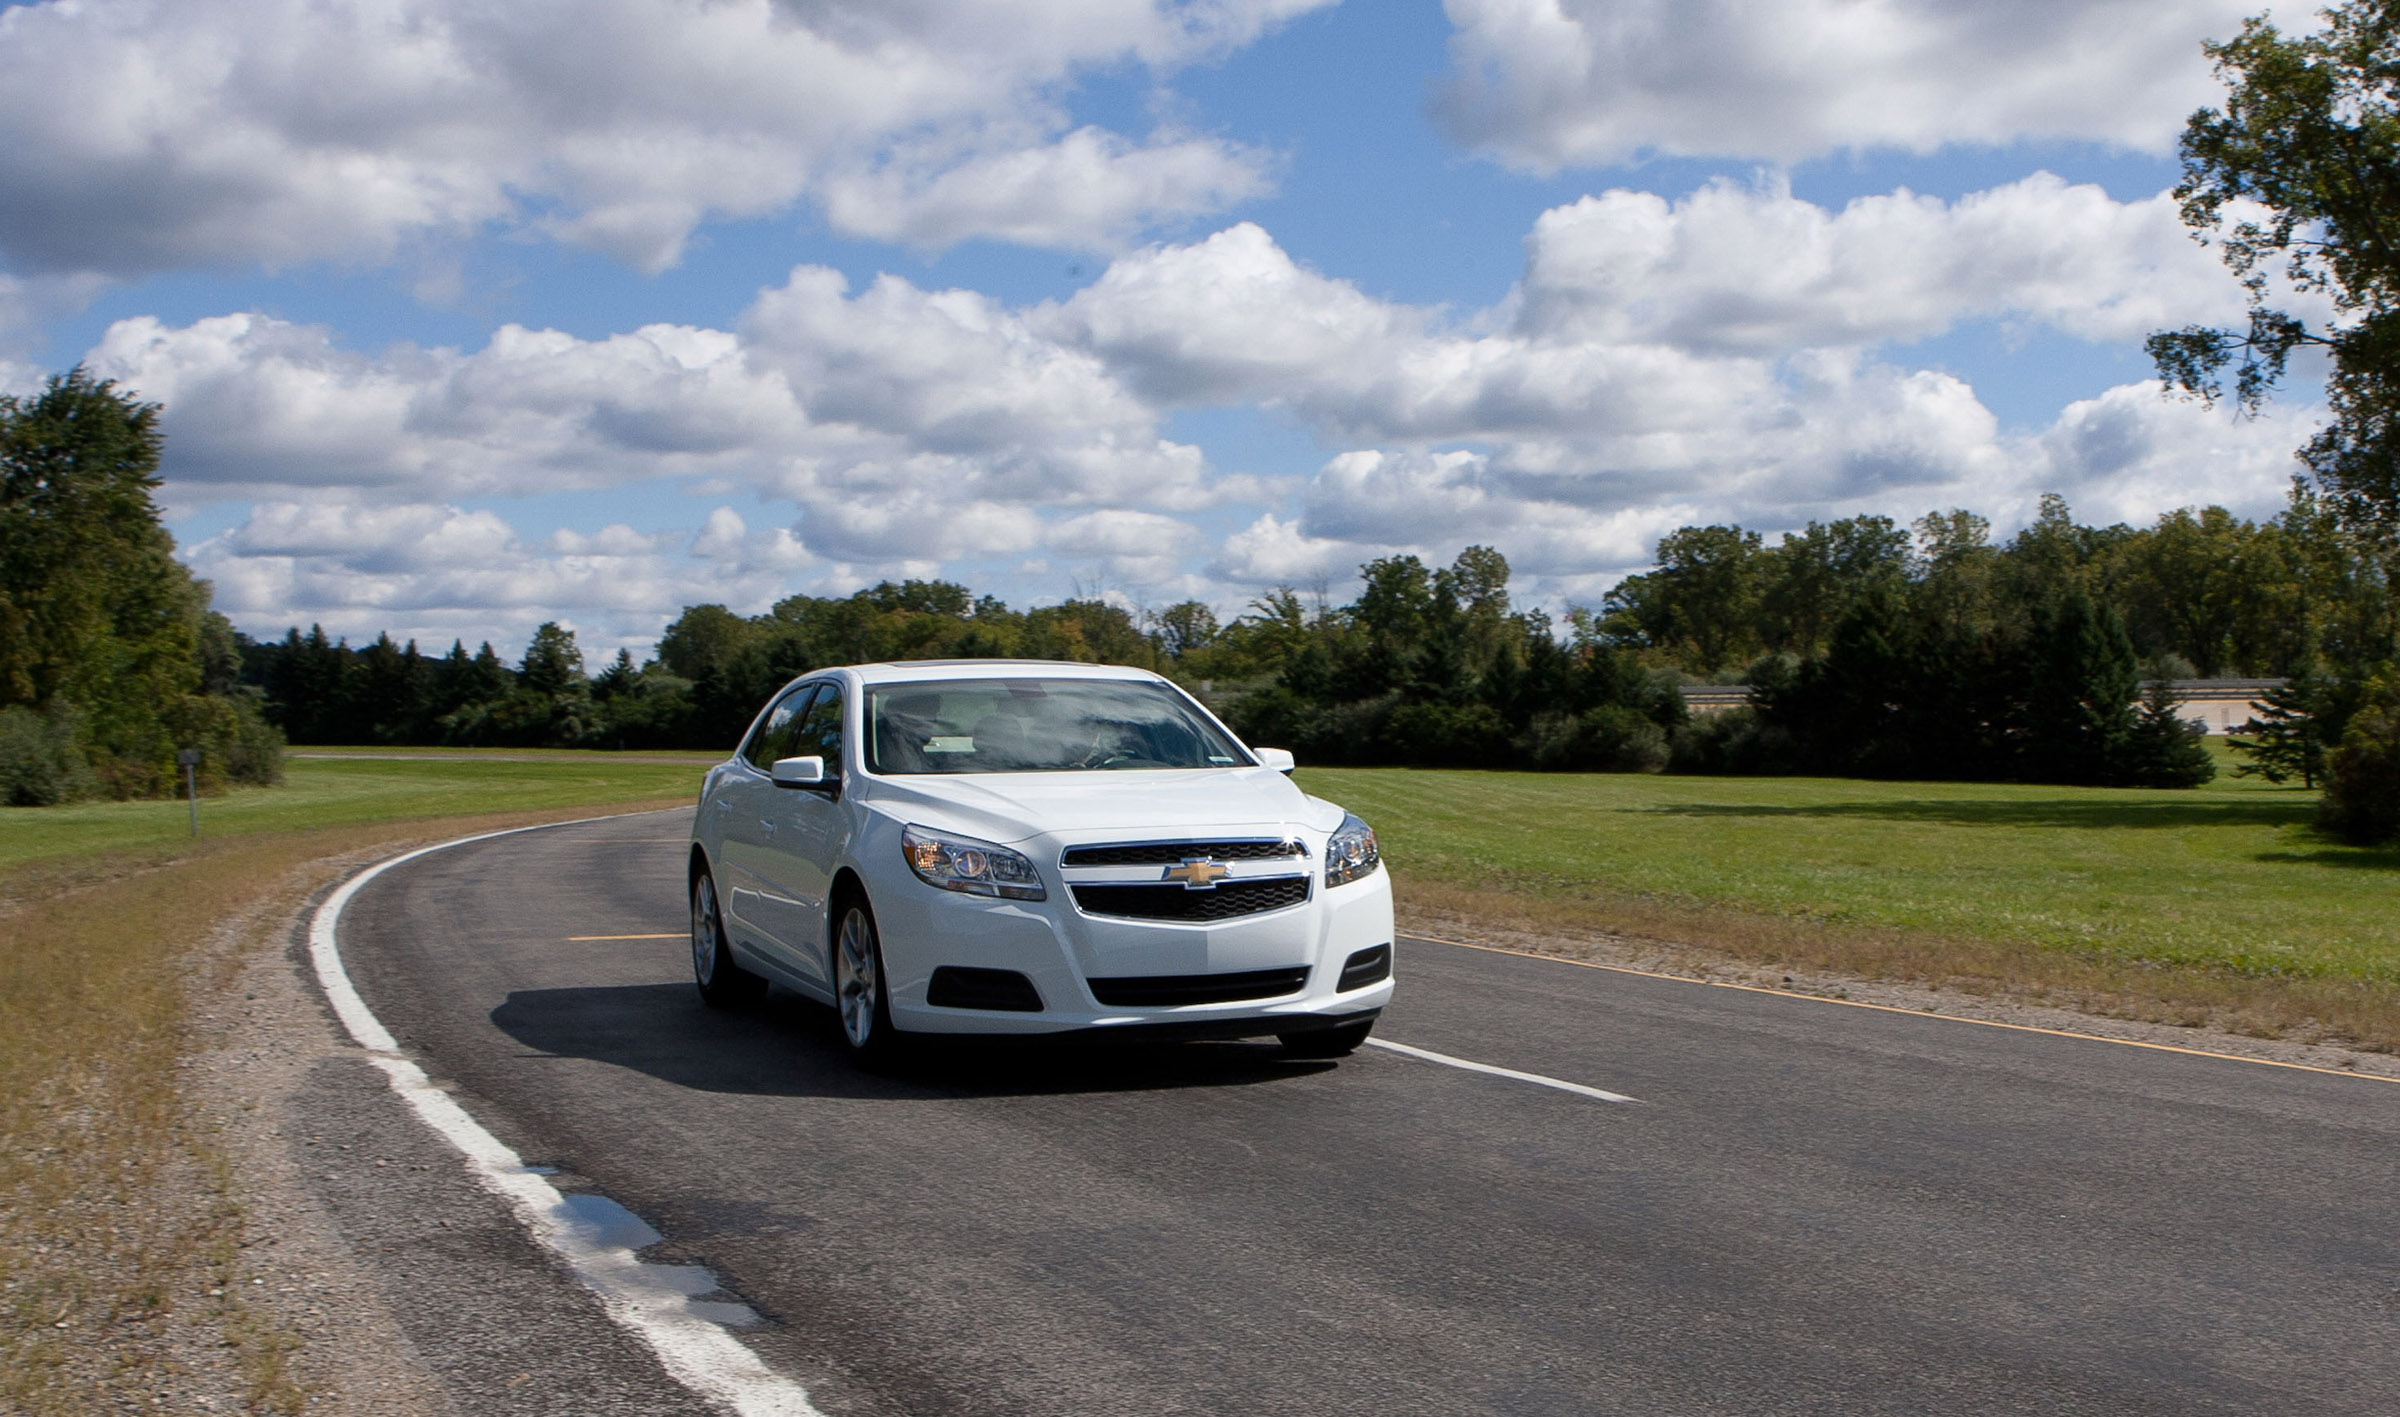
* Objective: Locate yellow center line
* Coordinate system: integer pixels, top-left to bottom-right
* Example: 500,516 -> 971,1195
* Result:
567,932 -> 685,941
1399,931 -> 2400,1087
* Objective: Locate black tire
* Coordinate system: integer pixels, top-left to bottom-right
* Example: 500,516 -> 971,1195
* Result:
1279,1019 -> 1373,1058
832,895 -> 903,1061
691,868 -> 767,1008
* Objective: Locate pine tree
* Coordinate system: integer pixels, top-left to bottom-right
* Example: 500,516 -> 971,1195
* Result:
2320,670 -> 2400,843
2019,589 -> 2141,785
2123,679 -> 2219,788
593,647 -> 639,700
2231,667 -> 2329,787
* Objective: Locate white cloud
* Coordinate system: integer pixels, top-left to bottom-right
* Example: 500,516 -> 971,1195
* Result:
819,127 -> 1274,254
102,259 -> 1263,617
1295,448 -> 1683,573
1050,222 -> 1765,442
187,495 -> 816,654
117,195 -> 2315,633
1209,512 -> 1358,586
2030,382 -> 2315,525
1516,174 -> 2249,353
1049,194 -> 2261,499
0,0 -> 1326,280
86,312 -> 797,497
1044,507 -> 1202,586
1435,0 -> 2260,168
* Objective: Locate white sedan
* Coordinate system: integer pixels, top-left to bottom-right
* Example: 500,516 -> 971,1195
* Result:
687,659 -> 1395,1060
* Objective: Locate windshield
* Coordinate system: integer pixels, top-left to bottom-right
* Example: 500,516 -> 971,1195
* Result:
865,678 -> 1253,775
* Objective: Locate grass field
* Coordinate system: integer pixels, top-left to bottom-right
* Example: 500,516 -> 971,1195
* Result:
0,751 -> 706,1413
1302,743 -> 2399,1041
0,751 -> 714,873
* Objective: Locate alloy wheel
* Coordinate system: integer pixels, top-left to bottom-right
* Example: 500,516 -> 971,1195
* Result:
836,907 -> 879,1048
692,875 -> 721,986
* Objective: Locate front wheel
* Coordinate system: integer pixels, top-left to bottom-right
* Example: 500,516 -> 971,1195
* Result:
1279,1019 -> 1373,1058
692,869 -> 767,1008
833,899 -> 902,1061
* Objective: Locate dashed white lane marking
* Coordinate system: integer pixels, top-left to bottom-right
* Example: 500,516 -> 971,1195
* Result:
1366,1038 -> 1640,1104
310,818 -> 825,1417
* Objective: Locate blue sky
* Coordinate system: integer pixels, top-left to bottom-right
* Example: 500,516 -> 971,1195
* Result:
0,0 -> 2318,656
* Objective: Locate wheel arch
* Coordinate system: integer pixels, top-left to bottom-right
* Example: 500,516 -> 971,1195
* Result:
829,865 -> 870,921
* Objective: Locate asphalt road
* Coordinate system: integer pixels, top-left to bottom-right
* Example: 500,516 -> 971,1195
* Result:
316,808 -> 2400,1415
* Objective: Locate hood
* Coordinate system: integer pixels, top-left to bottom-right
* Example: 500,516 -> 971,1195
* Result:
861,766 -> 1341,846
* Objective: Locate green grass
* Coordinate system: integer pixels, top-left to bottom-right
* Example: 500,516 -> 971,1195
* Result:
0,751 -> 711,873
1299,743 -> 2400,988
0,747 -> 716,1411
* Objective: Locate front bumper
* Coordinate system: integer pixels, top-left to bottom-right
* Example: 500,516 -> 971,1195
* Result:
875,863 -> 1396,1037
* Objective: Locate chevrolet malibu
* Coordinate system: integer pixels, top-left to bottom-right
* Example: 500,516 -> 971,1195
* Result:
687,659 -> 1394,1060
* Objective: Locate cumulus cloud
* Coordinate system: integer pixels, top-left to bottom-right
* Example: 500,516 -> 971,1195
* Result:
186,496 -> 816,654
86,312 -> 798,497
2030,382 -> 2317,526
819,127 -> 1274,254
1049,189 -> 2262,491
1516,174 -> 2253,353
84,263 -> 1264,535
0,0 -> 1325,279
113,189 -> 2313,631
1435,0 -> 2256,168
95,260 -> 1264,604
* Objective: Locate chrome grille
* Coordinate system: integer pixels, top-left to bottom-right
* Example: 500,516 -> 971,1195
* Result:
1060,839 -> 1306,868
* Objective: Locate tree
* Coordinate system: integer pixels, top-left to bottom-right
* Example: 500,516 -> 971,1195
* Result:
0,368 -> 283,794
1910,509 -> 2003,636
1601,525 -> 1766,673
2106,506 -> 2290,676
2320,668 -> 2400,841
0,369 -> 199,766
519,622 -> 586,697
1153,601 -> 1221,659
593,647 -> 640,700
2020,589 -> 2142,786
2232,666 -> 2333,785
2123,680 -> 2220,788
2149,2 -> 2400,541
1762,515 -> 1911,659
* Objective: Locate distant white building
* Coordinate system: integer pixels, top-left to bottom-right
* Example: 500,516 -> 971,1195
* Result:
1678,679 -> 2286,735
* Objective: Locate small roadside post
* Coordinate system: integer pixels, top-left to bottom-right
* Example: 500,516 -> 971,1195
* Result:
177,748 -> 201,837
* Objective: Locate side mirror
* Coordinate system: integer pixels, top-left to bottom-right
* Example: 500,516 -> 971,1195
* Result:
1253,747 -> 1296,773
770,755 -> 827,788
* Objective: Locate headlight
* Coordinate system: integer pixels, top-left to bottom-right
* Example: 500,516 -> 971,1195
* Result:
901,824 -> 1046,901
1325,812 -> 1380,887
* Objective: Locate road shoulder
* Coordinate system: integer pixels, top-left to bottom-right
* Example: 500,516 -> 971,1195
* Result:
1399,902 -> 2400,1083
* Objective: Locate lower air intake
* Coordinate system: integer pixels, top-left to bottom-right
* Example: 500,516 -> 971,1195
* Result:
1088,967 -> 1310,1007
926,966 -> 1045,1012
1337,943 -> 1391,992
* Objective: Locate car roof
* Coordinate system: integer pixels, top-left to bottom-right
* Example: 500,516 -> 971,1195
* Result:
836,659 -> 1168,686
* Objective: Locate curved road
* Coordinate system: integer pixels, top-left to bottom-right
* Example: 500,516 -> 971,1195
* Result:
309,809 -> 2400,1415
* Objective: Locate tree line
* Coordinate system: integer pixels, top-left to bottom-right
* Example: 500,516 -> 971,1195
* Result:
248,494 -> 2383,800
0,371 -> 282,805
1221,534 -> 2220,792
238,584 -> 1200,753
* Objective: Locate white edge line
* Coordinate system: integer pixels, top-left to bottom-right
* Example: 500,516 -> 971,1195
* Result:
307,815 -> 825,1417
1366,1038 -> 1641,1105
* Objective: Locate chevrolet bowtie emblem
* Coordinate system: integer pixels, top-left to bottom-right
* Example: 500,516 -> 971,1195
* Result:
1163,858 -> 1229,889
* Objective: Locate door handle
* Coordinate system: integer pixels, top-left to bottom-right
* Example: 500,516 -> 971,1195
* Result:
760,819 -> 776,838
